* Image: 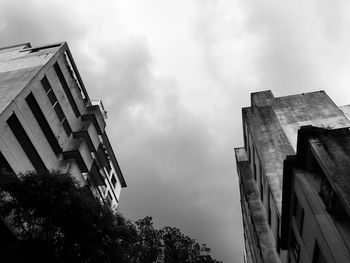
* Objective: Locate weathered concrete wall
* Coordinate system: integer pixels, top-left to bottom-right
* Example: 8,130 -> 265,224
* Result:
0,113 -> 35,173
59,53 -> 87,116
237,90 -> 350,263
293,170 -> 350,263
339,105 -> 350,121
235,147 -> 280,263
0,67 -> 42,113
0,43 -> 123,208
0,46 -> 56,113
243,91 -> 350,214
310,131 -> 350,218
272,91 -> 350,151
251,90 -> 274,107
243,105 -> 295,213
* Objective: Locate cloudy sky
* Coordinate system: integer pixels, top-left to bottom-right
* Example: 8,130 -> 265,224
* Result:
2,0 -> 350,262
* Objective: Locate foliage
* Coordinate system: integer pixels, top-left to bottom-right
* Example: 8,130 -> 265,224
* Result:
0,171 -> 221,263
162,226 -> 219,263
133,216 -> 163,262
133,218 -> 222,263
0,171 -> 137,263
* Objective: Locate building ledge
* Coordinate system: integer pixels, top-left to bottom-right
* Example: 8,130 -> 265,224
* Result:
234,147 -> 248,162
62,137 -> 93,173
73,119 -> 100,152
89,161 -> 106,187
236,156 -> 280,263
82,105 -> 106,135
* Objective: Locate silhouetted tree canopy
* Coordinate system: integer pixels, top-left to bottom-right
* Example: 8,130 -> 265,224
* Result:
0,171 -> 221,263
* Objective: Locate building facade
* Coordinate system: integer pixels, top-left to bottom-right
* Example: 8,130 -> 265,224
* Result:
281,126 -> 350,263
0,42 -> 126,209
235,90 -> 350,263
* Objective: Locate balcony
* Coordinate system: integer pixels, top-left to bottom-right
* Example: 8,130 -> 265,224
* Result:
62,137 -> 93,173
91,99 -> 107,119
96,143 -> 110,170
81,105 -> 105,135
73,119 -> 99,152
89,161 -> 106,187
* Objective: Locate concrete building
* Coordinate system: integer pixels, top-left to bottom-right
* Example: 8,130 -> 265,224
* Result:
0,42 -> 126,209
234,90 -> 350,263
281,126 -> 350,263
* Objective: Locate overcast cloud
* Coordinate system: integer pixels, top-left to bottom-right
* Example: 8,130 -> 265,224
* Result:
2,1 -> 350,262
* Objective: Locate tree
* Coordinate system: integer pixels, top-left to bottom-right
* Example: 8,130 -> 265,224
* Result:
0,171 -> 222,263
133,218 -> 222,263
133,216 -> 163,262
162,226 -> 221,263
0,171 -> 137,263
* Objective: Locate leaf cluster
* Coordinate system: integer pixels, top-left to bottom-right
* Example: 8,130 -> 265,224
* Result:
0,171 -> 221,263
0,171 -> 137,263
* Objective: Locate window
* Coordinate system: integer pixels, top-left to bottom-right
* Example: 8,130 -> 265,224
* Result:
26,93 -> 61,154
260,176 -> 264,202
0,151 -> 14,174
319,177 -> 335,211
291,231 -> 300,262
7,114 -> 47,172
111,174 -> 117,188
101,184 -> 107,195
268,192 -> 271,226
276,216 -> 280,252
293,193 -> 304,235
253,145 -> 256,180
248,143 -> 251,161
41,76 -> 72,136
106,191 -> 112,206
54,62 -> 80,117
312,241 -> 327,263
260,165 -> 265,201
246,127 -> 251,161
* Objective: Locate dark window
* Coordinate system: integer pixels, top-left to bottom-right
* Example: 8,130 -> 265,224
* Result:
276,216 -> 280,252
253,146 -> 256,180
54,62 -> 80,117
260,164 -> 265,202
26,93 -> 61,154
47,89 -> 57,105
298,210 -> 305,236
260,177 -> 264,202
247,129 -> 251,161
248,144 -> 251,161
245,124 -> 249,149
320,177 -> 335,211
41,76 -> 72,136
54,102 -> 65,121
105,161 -> 112,174
61,116 -> 72,136
293,193 -> 304,235
291,231 -> 300,262
41,76 -> 51,93
7,114 -> 47,172
0,151 -> 14,174
312,241 -> 327,263
106,191 -> 112,206
111,174 -> 117,188
268,192 -> 271,226
293,193 -> 297,216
